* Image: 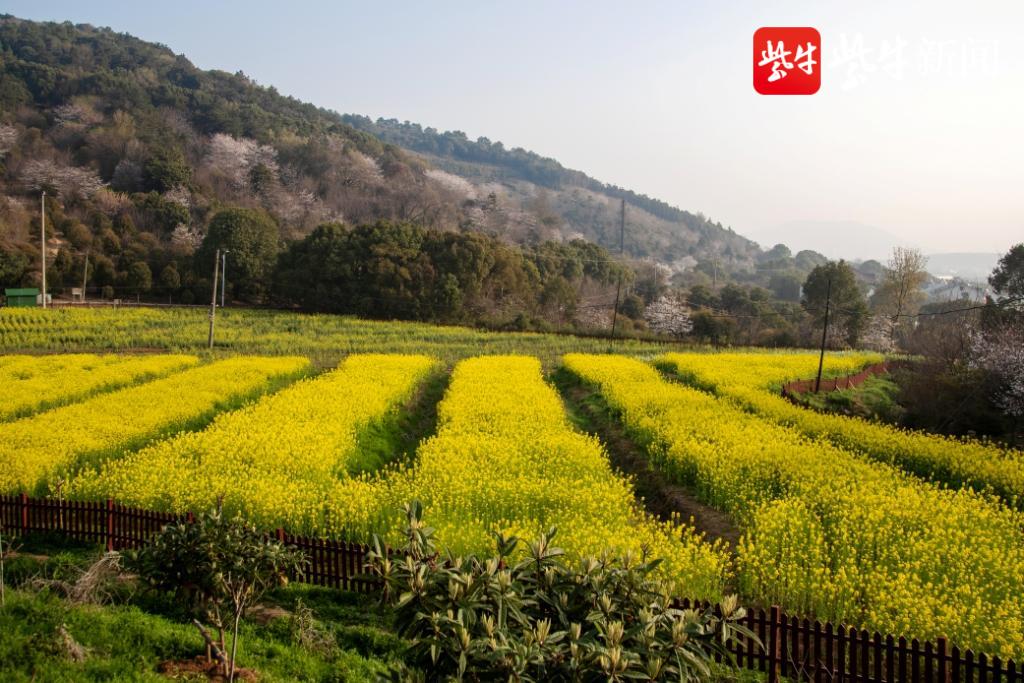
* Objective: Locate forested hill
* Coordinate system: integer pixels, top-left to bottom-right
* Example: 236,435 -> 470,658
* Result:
0,16 -> 759,268
342,115 -> 759,266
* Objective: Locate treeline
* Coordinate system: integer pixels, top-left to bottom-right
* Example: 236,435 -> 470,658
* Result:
275,221 -> 626,325
2,198 -> 629,330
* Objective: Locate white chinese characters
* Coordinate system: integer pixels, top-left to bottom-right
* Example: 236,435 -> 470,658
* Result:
759,40 -> 818,81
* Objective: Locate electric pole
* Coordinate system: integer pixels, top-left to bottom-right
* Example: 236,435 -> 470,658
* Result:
220,250 -> 229,308
610,199 -> 625,338
814,277 -> 832,393
208,248 -> 220,349
40,191 -> 47,308
81,249 -> 89,302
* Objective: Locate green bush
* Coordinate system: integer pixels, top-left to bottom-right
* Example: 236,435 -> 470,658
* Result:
124,507 -> 306,681
367,502 -> 756,682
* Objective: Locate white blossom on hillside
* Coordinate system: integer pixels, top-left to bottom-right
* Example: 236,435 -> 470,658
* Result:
644,295 -> 693,338
970,324 -> 1024,417
0,124 -> 18,156
206,133 -> 279,190
21,159 -> 105,199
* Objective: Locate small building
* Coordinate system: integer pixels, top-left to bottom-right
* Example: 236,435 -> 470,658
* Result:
3,288 -> 41,307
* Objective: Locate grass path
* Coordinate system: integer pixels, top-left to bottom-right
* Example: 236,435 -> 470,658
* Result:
552,368 -> 741,552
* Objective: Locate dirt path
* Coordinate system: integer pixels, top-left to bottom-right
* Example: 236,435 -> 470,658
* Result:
554,373 -> 741,552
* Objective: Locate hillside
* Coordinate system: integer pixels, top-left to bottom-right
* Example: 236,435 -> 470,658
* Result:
342,115 -> 760,268
0,16 -> 757,283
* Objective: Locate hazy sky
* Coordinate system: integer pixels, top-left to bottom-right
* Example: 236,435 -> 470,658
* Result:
7,1 -> 1023,256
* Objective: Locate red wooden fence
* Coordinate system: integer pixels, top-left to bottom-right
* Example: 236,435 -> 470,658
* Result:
781,361 -> 898,399
2,494 -> 1020,683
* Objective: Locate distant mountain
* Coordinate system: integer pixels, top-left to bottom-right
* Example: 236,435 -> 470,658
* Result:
924,253 -> 1000,282
752,221 -> 913,262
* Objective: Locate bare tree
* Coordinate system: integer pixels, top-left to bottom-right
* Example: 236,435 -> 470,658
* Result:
873,247 -> 928,343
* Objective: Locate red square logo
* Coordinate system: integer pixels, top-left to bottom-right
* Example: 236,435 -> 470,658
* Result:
754,27 -> 821,95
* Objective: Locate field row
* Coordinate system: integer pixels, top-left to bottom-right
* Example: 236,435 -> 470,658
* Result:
0,353 -> 199,421
69,355 -> 438,533
0,307 -> 668,363
659,352 -> 1024,506
563,353 -> 1024,658
0,356 -> 310,494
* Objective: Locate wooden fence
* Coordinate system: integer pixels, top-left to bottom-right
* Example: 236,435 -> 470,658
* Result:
2,494 -> 1020,683
0,493 -> 374,592
781,361 -> 897,398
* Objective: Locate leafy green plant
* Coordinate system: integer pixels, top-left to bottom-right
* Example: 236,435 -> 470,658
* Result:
123,507 -> 306,681
367,502 -> 757,682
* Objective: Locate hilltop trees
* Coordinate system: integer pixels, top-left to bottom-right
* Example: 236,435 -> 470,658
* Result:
802,260 -> 868,347
196,208 -> 280,302
989,243 -> 1024,303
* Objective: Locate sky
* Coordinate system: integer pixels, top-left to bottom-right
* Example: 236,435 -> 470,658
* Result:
6,1 -> 1023,258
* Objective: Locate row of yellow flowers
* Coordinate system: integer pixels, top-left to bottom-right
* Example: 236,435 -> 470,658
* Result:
0,355 -> 309,495
0,353 -> 198,421
563,353 -> 1024,658
656,350 -> 884,392
323,355 -> 730,599
67,355 -> 437,533
659,352 -> 1024,507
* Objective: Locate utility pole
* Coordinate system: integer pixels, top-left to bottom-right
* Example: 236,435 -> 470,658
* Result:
610,199 -> 625,338
220,250 -> 229,308
81,249 -> 89,302
40,191 -> 47,308
208,248 -> 220,349
814,277 -> 832,393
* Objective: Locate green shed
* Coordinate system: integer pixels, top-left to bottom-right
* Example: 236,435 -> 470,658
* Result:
3,288 -> 40,307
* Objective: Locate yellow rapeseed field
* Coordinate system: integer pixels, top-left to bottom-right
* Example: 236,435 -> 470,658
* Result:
564,353 -> 1024,658
659,352 -> 1024,506
0,355 -> 309,494
656,350 -> 884,392
68,354 -> 437,532
323,355 -> 730,599
0,353 -> 198,421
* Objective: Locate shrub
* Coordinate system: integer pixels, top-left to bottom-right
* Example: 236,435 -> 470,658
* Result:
367,502 -> 754,682
124,507 -> 306,681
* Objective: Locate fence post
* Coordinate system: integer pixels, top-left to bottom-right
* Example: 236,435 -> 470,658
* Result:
105,498 -> 115,551
938,637 -> 949,683
769,605 -> 781,683
19,492 -> 28,536
276,527 -> 285,543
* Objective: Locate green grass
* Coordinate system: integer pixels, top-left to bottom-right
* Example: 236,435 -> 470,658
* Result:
797,374 -> 905,423
0,307 -> 678,367
345,367 -> 450,476
0,537 -> 400,682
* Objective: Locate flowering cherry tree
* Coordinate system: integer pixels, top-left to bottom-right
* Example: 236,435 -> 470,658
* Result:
644,295 -> 693,338
21,159 -> 105,199
0,124 -> 17,157
970,324 -> 1024,418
